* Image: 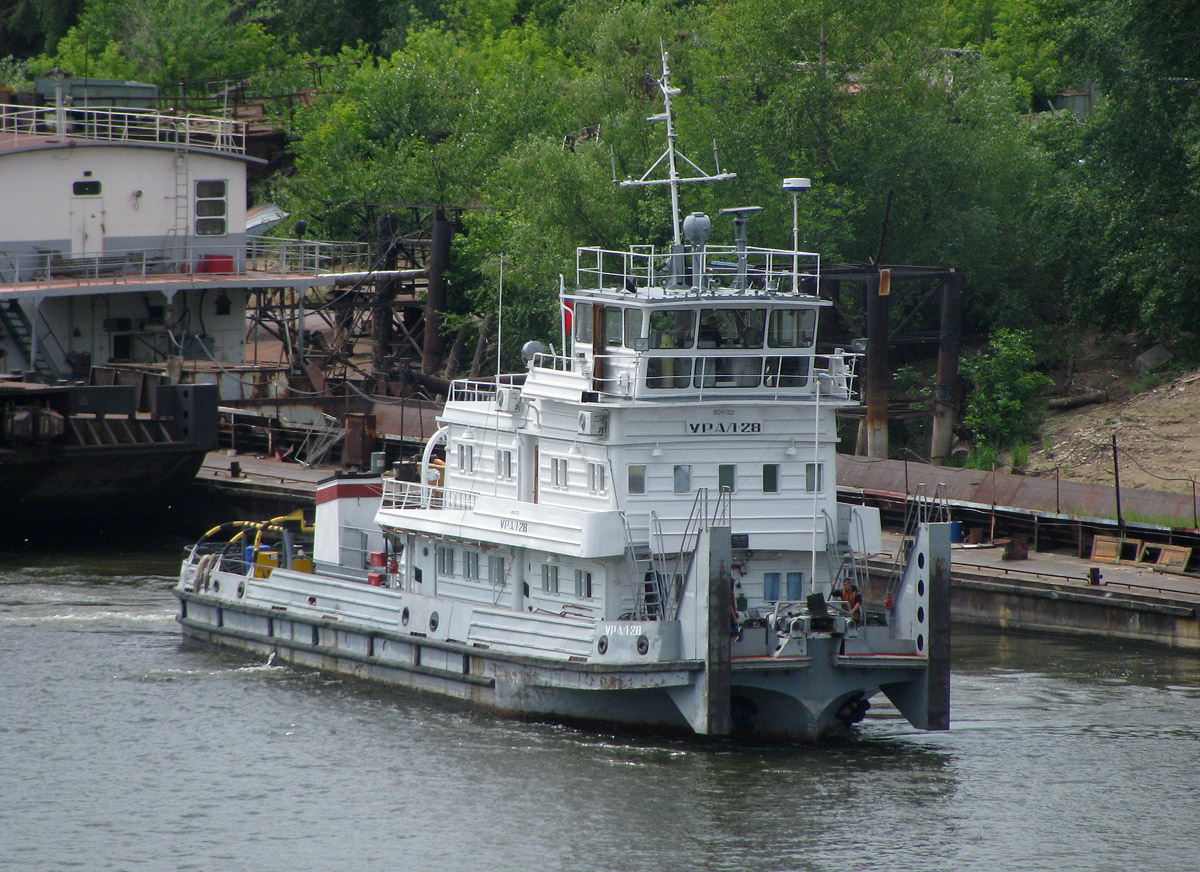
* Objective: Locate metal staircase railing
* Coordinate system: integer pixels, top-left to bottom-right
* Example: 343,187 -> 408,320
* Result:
0,301 -> 58,382
887,482 -> 949,596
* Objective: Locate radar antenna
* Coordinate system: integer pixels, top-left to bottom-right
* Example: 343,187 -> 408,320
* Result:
619,48 -> 736,247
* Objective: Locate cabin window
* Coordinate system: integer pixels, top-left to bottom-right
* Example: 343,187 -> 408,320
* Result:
496,449 -> 514,481
646,357 -> 693,389
718,464 -> 736,493
588,462 -> 607,494
764,572 -> 781,602
339,527 -> 370,569
765,357 -> 809,387
763,464 -> 780,493
551,457 -> 568,489
673,464 -> 692,494
805,462 -> 824,493
575,569 -> 593,599
542,564 -> 560,594
623,308 -> 643,349
649,310 -> 695,349
464,551 -> 480,580
488,555 -> 506,584
73,180 -> 102,196
628,465 -> 646,495
195,180 -> 227,236
437,546 -> 455,576
767,309 -> 817,348
574,302 -> 593,343
698,308 -> 766,349
786,571 -> 804,600
457,443 -> 474,473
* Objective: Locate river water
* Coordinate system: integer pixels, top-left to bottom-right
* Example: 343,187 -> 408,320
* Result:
2,540 -> 1198,872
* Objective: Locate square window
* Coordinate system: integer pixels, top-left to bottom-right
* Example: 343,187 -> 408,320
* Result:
673,464 -> 691,494
763,463 -> 780,493
718,464 -> 736,493
628,465 -> 646,495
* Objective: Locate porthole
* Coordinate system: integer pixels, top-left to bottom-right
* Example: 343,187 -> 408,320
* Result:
236,581 -> 245,599
636,635 -> 649,656
917,606 -> 925,624
402,607 -> 410,626
308,595 -> 317,606
597,635 -> 609,655
212,580 -> 220,592
918,579 -> 925,597
430,611 -> 440,632
918,552 -> 925,569
916,633 -> 925,652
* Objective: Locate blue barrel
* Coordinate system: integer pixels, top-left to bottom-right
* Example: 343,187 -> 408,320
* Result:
950,520 -> 964,543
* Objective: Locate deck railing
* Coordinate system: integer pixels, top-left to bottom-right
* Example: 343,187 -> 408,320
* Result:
576,245 -> 820,295
1,238 -> 374,289
0,103 -> 245,154
381,479 -> 479,511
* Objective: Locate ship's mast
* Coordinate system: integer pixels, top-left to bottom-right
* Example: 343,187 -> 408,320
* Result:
619,49 -> 735,247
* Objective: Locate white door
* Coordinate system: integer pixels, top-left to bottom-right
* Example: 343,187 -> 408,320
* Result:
70,197 -> 105,256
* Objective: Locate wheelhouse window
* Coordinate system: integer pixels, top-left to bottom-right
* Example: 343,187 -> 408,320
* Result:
763,464 -> 780,493
694,357 -> 763,389
697,308 -> 766,349
628,465 -> 646,495
646,357 -> 693,389
195,180 -> 227,236
767,309 -> 817,348
765,356 -> 809,387
649,310 -> 695,349
604,306 -> 624,347
574,302 -> 593,343
622,308 -> 643,348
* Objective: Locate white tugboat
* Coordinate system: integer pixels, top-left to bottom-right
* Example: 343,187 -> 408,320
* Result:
175,53 -> 950,741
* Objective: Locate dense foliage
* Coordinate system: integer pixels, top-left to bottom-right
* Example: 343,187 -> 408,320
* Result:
4,0 -> 1199,370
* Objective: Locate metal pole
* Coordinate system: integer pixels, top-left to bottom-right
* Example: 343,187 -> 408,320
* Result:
1112,433 -> 1124,537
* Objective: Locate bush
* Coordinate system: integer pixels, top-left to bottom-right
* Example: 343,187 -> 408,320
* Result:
961,329 -> 1053,451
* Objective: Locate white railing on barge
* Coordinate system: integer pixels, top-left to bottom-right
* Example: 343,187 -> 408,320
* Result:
576,245 -> 820,295
1,238 -> 374,289
0,102 -> 245,155
381,479 -> 479,511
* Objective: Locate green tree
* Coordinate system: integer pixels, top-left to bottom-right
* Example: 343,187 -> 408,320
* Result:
961,328 -> 1052,450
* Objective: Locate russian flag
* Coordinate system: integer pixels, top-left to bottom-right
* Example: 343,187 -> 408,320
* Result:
561,298 -> 574,333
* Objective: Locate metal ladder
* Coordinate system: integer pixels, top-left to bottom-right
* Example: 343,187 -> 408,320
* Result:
824,508 -> 870,596
887,482 -> 949,595
167,131 -> 190,269
0,301 -> 58,382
